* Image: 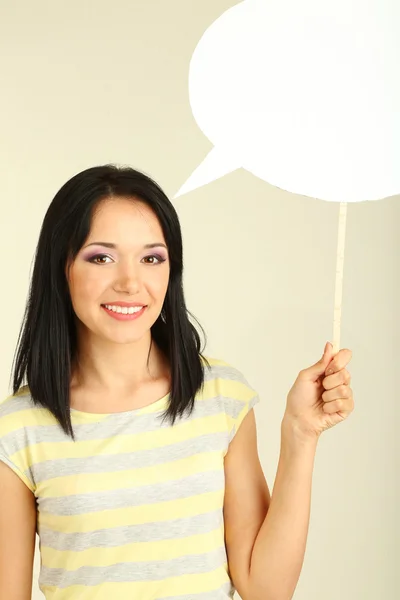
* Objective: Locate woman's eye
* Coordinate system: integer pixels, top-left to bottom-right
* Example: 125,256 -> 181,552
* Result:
89,254 -> 112,265
88,254 -> 166,265
142,255 -> 165,265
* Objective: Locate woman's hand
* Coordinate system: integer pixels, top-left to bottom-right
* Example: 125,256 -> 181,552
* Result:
284,342 -> 354,440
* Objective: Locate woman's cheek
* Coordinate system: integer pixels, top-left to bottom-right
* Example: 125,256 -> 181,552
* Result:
157,269 -> 170,293
74,271 -> 105,303
84,265 -> 110,285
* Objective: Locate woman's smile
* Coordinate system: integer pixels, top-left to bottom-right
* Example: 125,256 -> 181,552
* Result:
101,304 -> 147,321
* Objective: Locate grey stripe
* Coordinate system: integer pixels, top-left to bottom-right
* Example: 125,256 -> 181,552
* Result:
40,507 -> 223,550
39,546 -> 229,588
39,469 -> 225,518
203,363 -> 252,386
0,391 -> 34,417
228,394 -> 260,444
33,429 -> 227,485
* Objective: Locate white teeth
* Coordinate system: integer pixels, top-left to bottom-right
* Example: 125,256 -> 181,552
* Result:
104,304 -> 143,314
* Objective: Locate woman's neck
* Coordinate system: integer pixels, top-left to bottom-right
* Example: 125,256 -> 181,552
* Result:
70,331 -> 169,396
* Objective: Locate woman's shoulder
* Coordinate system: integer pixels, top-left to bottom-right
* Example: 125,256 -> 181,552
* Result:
200,355 -> 260,438
0,386 -> 32,411
201,354 -> 258,395
0,386 -> 44,426
201,354 -> 231,369
0,387 -> 39,492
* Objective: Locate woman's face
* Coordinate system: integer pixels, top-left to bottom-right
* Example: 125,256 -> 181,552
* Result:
66,197 -> 170,345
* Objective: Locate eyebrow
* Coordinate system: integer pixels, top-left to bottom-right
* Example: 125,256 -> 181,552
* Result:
84,242 -> 168,250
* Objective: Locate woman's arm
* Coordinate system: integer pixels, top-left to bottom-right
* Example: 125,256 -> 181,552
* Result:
0,461 -> 37,600
248,417 -> 318,600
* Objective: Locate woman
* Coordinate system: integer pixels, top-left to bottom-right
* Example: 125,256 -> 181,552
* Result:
0,164 -> 354,600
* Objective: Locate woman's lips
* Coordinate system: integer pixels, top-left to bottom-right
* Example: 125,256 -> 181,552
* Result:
101,304 -> 147,321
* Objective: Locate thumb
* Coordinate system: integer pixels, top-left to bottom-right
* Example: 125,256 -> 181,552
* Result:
302,342 -> 334,381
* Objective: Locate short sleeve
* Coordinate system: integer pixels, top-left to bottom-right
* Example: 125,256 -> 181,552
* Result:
0,395 -> 35,492
209,360 -> 261,446
0,452 -> 34,491
229,392 -> 260,444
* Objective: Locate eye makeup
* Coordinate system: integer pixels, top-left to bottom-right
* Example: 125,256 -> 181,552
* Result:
142,253 -> 168,264
142,246 -> 169,262
80,246 -> 169,264
81,249 -> 115,263
87,254 -> 113,265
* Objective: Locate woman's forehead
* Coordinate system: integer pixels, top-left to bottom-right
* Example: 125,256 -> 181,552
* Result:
90,197 -> 165,241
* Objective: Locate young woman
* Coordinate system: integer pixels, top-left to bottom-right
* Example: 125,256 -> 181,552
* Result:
0,164 -> 354,600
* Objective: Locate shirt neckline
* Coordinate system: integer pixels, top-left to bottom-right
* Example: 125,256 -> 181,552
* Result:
69,392 -> 170,417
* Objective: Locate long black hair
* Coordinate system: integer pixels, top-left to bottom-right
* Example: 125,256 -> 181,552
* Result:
11,164 -> 209,441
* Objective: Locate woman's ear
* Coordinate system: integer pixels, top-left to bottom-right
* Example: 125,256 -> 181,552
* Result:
65,260 -> 71,283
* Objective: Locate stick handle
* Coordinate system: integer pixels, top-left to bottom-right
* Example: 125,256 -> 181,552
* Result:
332,202 -> 348,355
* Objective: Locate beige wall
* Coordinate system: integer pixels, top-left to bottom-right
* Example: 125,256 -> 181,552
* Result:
0,1 -> 398,598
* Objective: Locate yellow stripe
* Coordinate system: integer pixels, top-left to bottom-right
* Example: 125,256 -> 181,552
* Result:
40,566 -> 231,600
39,450 -> 224,498
39,488 -> 224,533
14,412 -> 226,466
202,355 -> 231,367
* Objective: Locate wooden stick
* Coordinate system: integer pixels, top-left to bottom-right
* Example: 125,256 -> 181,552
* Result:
332,202 -> 348,355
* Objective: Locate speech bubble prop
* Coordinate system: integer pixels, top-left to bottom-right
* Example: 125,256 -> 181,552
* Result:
174,0 -> 400,354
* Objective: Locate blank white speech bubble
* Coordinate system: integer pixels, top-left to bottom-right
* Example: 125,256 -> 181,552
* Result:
174,0 -> 400,202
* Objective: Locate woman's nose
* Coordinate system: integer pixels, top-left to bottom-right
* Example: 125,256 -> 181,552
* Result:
113,261 -> 141,294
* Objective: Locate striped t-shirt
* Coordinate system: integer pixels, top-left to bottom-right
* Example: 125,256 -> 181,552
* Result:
0,356 -> 260,600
